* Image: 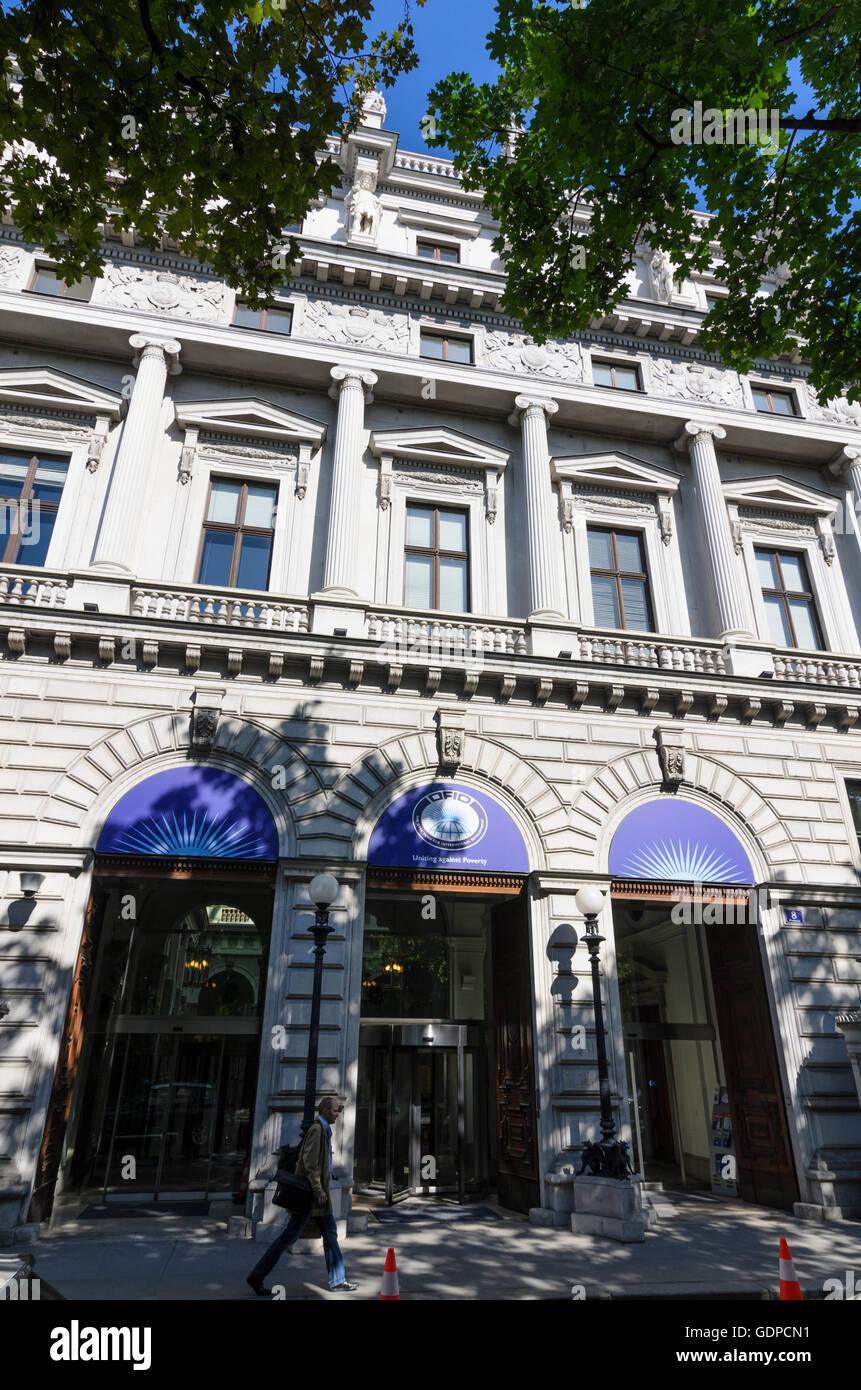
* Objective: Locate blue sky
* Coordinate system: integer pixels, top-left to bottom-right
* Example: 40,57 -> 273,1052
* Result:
369,0 -> 500,153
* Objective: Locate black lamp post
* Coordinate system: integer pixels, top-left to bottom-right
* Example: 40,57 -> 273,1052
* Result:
300,872 -> 339,1136
575,885 -> 633,1181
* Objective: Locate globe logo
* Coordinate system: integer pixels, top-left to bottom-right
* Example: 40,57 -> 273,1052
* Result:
412,790 -> 488,850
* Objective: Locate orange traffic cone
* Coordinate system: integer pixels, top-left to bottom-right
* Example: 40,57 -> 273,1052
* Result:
779,1238 -> 803,1300
380,1246 -> 400,1300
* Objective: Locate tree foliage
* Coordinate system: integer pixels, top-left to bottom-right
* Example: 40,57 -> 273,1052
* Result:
427,0 -> 861,401
0,0 -> 422,303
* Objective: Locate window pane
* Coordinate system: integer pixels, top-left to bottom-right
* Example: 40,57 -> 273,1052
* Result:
614,365 -> 640,390
444,337 -> 472,363
63,276 -> 94,301
592,362 -> 614,388
769,391 -> 795,415
439,557 -> 467,612
263,307 -> 293,334
16,507 -> 56,566
763,594 -> 792,647
31,459 -> 69,502
615,531 -> 644,573
33,269 -> 63,295
406,506 -> 434,548
233,304 -> 261,328
620,579 -> 651,631
207,481 -> 241,524
752,388 -> 771,412
0,456 -> 30,497
788,598 -> 820,650
591,575 -> 620,627
405,554 -> 433,607
438,510 -> 467,552
587,528 -> 613,570
198,530 -> 235,586
420,333 -> 444,360
243,485 -> 277,530
755,550 -> 778,589
848,783 -> 861,838
236,533 -> 272,590
778,552 -> 807,593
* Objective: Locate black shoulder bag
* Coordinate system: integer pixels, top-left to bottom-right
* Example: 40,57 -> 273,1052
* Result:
272,1135 -> 313,1214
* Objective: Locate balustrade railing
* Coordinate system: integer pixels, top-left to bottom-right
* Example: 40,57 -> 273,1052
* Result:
131,585 -> 309,632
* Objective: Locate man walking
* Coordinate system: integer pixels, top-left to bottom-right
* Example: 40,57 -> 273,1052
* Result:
247,1096 -> 357,1295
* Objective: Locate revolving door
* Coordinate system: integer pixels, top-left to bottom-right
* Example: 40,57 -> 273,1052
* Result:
354,1023 -> 486,1204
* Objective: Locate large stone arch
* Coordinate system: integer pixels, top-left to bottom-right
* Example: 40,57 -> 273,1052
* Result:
321,728 -> 570,871
570,747 -> 803,881
31,710 -> 325,857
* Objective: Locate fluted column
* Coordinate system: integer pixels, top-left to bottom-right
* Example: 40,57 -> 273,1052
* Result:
830,446 -> 861,553
509,394 -> 565,618
321,366 -> 377,596
675,420 -> 752,639
92,334 -> 181,574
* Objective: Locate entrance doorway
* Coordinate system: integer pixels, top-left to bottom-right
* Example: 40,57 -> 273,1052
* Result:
354,879 -> 539,1212
49,866 -> 273,1212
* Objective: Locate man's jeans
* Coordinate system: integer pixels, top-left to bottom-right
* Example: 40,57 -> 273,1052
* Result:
249,1208 -> 346,1290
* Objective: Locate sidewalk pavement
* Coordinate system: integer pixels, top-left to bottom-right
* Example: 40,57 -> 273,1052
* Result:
18,1192 -> 861,1300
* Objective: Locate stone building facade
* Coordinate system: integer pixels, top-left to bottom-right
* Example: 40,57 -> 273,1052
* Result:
1,94 -> 860,1242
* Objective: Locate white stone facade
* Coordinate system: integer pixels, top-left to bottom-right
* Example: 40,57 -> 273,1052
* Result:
0,107 -> 860,1240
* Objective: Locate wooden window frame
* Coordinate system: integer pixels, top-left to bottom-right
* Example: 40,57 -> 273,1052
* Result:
416,239 -> 460,264
0,449 -> 68,565
587,524 -> 655,632
404,501 -> 471,612
592,359 -> 642,391
231,300 -> 294,333
754,545 -> 824,649
751,386 -> 797,416
27,265 -> 94,301
196,477 -> 277,591
419,330 -> 473,364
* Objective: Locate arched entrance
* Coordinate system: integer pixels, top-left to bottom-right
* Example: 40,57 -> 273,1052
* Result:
34,767 -> 278,1219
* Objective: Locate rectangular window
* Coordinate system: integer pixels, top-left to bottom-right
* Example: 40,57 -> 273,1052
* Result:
752,386 -> 797,416
0,450 -> 69,566
587,526 -> 654,631
416,240 -> 459,263
197,478 -> 277,590
419,331 -> 472,364
404,503 -> 469,612
755,547 -> 823,649
232,301 -> 293,334
592,360 -> 641,391
848,782 -> 861,854
29,267 -> 94,301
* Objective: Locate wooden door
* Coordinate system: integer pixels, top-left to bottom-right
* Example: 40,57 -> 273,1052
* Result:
491,893 -> 540,1213
707,921 -> 798,1209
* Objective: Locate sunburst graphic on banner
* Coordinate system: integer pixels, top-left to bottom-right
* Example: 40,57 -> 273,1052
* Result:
113,809 -> 264,858
620,837 -> 744,883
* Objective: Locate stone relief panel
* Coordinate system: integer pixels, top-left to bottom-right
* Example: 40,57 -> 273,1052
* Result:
649,356 -> 745,408
484,330 -> 584,382
0,244 -> 27,288
805,385 -> 861,428
303,298 -> 409,352
94,265 -> 228,321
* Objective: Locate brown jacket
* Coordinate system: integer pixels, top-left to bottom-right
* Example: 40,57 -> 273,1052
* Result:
294,1119 -> 331,1224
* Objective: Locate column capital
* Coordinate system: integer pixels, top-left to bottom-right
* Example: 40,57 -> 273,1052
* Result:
508,394 -> 559,427
329,365 -> 377,403
673,419 -> 727,452
129,334 -> 182,375
828,445 -> 861,478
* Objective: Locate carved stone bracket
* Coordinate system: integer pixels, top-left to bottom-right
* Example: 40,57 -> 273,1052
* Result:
655,725 -> 686,790
436,708 -> 466,773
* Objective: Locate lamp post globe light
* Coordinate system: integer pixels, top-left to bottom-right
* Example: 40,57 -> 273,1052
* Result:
575,884 -> 634,1181
300,873 -> 340,1133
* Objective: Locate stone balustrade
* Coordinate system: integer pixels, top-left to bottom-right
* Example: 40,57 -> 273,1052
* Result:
0,569 -> 69,607
366,610 -> 528,660
576,630 -> 727,675
773,652 -> 861,688
131,585 -> 309,632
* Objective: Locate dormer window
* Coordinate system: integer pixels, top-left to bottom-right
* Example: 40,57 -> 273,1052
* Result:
752,386 -> 797,416
417,240 -> 459,264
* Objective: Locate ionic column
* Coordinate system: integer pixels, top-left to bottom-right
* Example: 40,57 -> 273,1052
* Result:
92,334 -> 181,574
675,420 -> 752,639
509,394 -> 565,618
321,367 -> 377,596
829,446 -> 861,552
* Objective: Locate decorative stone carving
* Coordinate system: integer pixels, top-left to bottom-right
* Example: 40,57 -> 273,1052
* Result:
806,386 -> 861,428
86,429 -> 107,472
392,466 -> 484,492
650,356 -> 745,409
98,265 -> 227,322
575,486 -> 655,518
437,709 -> 466,773
345,170 -> 382,240
649,249 -> 676,302
378,472 -> 393,510
0,244 -> 25,286
738,508 -> 817,538
485,330 -> 584,383
179,443 -> 196,485
191,705 -> 220,750
657,496 -> 673,546
362,90 -> 387,124
0,410 -> 91,440
655,726 -> 685,790
561,496 -> 575,533
303,297 -> 409,352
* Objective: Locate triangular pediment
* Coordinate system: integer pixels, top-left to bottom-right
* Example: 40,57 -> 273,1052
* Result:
722,475 -> 837,516
0,367 -> 124,419
174,397 -> 327,446
552,450 -> 681,495
369,426 -> 509,472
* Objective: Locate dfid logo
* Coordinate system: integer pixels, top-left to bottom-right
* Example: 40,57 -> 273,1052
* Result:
412,789 -> 488,851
